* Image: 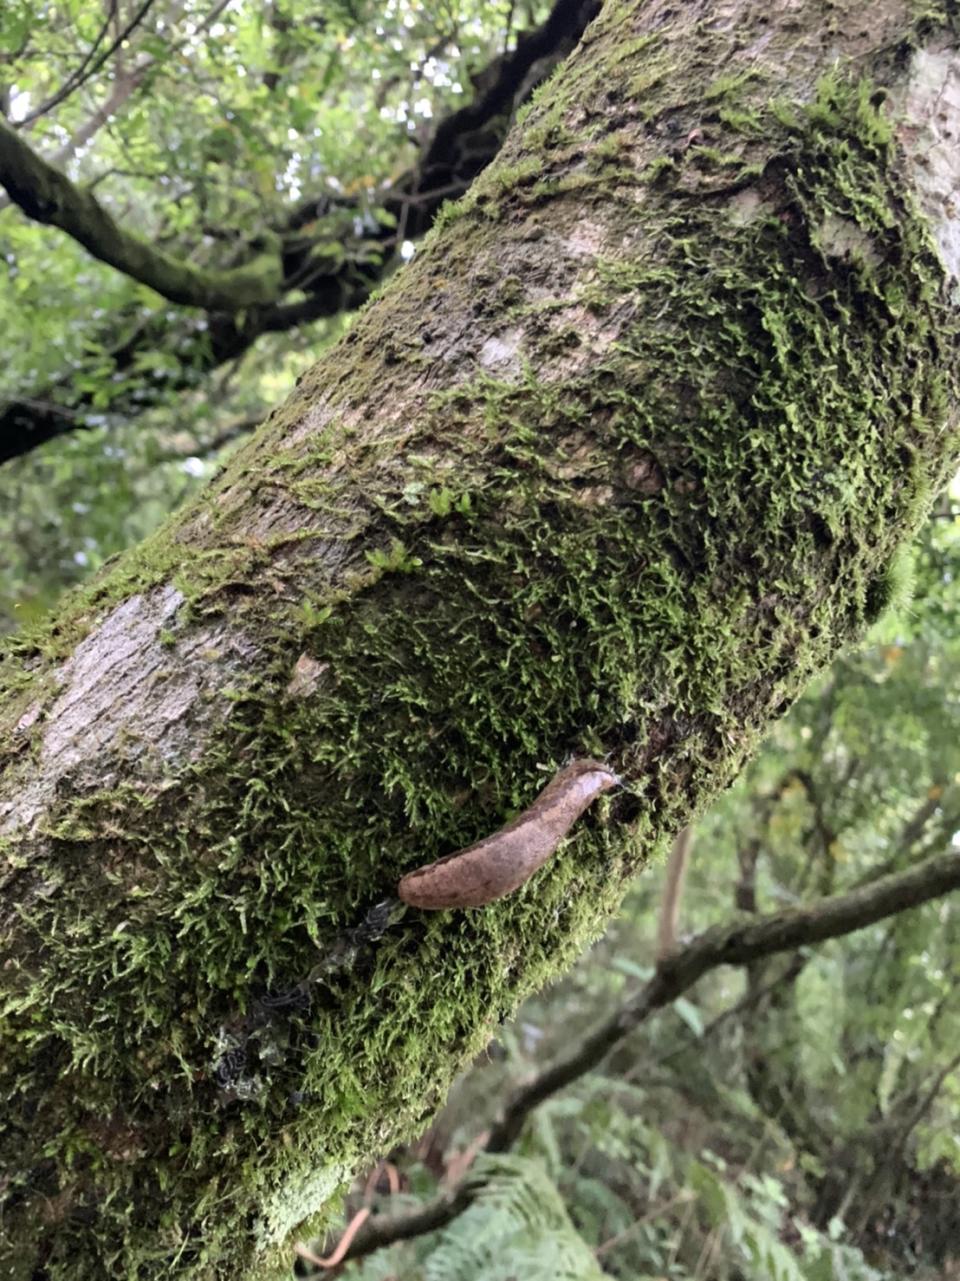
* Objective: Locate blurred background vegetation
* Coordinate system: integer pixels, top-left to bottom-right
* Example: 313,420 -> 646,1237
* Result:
3,2 -> 959,1278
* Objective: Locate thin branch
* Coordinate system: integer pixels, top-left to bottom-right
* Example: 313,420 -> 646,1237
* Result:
18,0 -> 156,126
1,0 -> 600,463
18,2 -> 118,127
656,825 -> 693,960
886,1045 -> 960,1155
0,67 -> 147,214
325,1184 -> 476,1264
491,850 -> 960,1151
852,791 -> 955,891
646,953 -> 805,1077
317,846 -> 960,1271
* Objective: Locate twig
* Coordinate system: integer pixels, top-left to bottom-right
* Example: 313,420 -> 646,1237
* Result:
887,1045 -> 960,1156
19,0 -> 156,126
594,1190 -> 695,1258
17,2 -> 118,127
294,1208 -> 371,1270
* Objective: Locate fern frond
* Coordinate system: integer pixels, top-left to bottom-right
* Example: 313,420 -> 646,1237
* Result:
425,1154 -> 604,1281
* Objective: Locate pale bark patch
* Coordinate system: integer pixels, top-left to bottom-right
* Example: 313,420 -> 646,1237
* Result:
562,218 -> 610,258
285,392 -> 337,450
478,326 -> 523,373
0,587 -> 257,836
727,187 -> 768,226
14,700 -> 43,734
286,653 -> 330,698
895,43 -> 960,284
816,213 -> 883,268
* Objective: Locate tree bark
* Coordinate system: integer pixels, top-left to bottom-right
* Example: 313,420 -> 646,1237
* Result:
2,2 -> 959,1278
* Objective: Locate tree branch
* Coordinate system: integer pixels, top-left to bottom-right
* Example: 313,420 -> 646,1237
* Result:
284,0 -> 601,240
327,847 -> 960,1269
17,0 -> 156,126
0,0 -> 601,464
0,116 -> 284,309
656,825 -> 693,960
487,850 -> 960,1149
0,66 -> 150,215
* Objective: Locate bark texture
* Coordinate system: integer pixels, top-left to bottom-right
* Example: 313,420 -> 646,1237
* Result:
2,2 -> 960,1277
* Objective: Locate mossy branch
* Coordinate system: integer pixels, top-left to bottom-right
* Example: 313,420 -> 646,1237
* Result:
2,4 -> 960,1276
0,117 -> 283,310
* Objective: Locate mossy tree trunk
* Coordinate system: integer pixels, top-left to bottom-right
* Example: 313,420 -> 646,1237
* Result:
2,2 -> 959,1277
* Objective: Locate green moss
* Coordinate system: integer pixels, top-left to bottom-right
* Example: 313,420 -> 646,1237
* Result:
365,536 -> 424,572
808,73 -> 894,147
718,103 -> 765,134
705,68 -> 766,102
864,543 -> 919,625
642,154 -> 679,184
687,145 -> 750,170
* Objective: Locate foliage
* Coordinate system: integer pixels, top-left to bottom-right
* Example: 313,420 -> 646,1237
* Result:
0,334 -> 327,630
425,1155 -> 605,1281
0,0 -> 555,625
0,0 -> 531,384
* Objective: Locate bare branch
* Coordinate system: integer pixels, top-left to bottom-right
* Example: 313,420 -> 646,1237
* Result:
656,825 -> 693,960
321,847 -> 960,1270
17,0 -> 156,126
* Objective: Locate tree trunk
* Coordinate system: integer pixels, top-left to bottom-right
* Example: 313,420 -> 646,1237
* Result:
2,2 -> 959,1277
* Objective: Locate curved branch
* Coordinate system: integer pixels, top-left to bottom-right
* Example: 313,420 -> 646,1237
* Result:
488,849 -> 960,1151
0,66 -> 150,216
284,0 -> 601,240
0,116 -> 283,309
0,267 -> 372,465
0,0 -> 602,465
418,0 -> 600,190
328,847 -> 960,1269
